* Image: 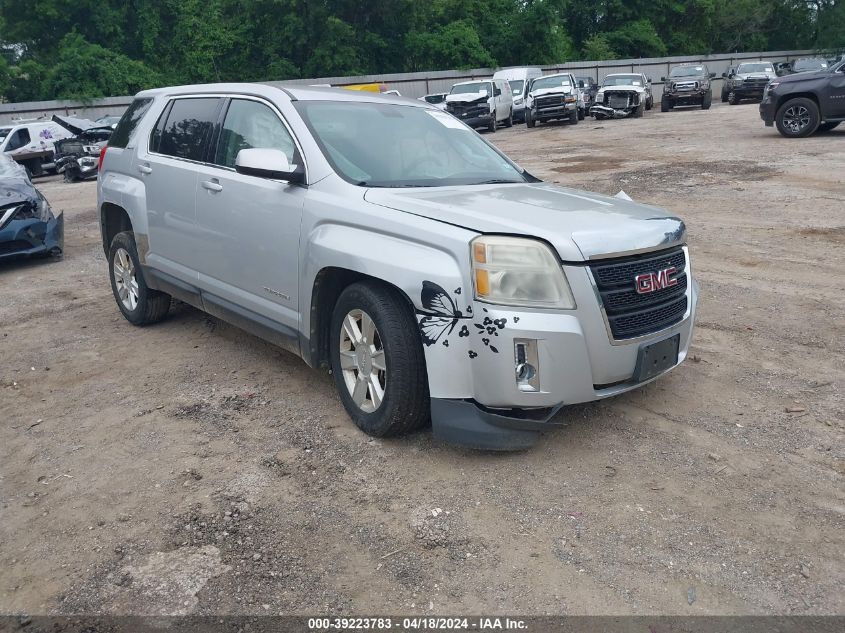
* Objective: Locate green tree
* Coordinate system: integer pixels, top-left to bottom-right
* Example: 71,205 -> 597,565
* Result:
42,33 -> 160,100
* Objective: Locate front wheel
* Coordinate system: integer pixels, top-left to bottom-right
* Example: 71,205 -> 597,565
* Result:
701,90 -> 712,110
577,107 -> 585,121
775,97 -> 820,138
569,108 -> 578,124
728,91 -> 739,105
645,97 -> 653,111
661,96 -> 672,112
504,109 -> 513,127
488,112 -> 497,133
330,281 -> 430,438
525,110 -> 535,128
108,231 -> 171,325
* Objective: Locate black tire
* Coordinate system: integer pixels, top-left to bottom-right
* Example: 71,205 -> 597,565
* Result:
108,231 -> 171,326
721,86 -> 728,102
661,96 -> 672,112
569,108 -> 578,124
817,121 -> 840,133
701,90 -> 712,110
775,97 -> 820,138
525,110 -> 535,128
633,103 -> 644,118
488,111 -> 497,132
329,281 -> 430,438
577,107 -> 585,121
504,109 -> 513,127
728,91 -> 739,105
646,96 -> 653,111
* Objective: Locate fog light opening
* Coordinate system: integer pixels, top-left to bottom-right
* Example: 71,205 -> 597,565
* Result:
514,339 -> 540,392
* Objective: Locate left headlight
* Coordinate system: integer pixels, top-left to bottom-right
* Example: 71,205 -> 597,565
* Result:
595,92 -> 604,103
471,235 -> 576,309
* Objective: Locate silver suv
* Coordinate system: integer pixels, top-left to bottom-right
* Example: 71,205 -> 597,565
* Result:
97,83 -> 699,450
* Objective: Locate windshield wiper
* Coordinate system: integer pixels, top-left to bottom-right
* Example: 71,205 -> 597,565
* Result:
471,179 -> 523,185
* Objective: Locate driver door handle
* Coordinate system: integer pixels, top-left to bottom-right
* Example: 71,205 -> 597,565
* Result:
201,179 -> 223,193
137,164 -> 152,174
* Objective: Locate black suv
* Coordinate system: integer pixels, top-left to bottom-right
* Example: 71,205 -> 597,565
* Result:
760,59 -> 845,137
661,64 -> 715,111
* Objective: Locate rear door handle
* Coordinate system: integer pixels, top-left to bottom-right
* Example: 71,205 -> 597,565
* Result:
201,179 -> 223,192
137,164 -> 152,174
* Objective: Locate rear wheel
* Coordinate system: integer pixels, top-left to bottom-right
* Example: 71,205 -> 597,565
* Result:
108,231 -> 171,325
329,281 -> 429,438
775,97 -> 820,138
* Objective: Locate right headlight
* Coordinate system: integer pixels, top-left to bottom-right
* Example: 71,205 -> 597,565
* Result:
471,235 -> 576,309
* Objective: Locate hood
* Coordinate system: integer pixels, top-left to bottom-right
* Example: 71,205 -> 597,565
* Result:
446,92 -> 489,104
777,68 -> 831,83
51,114 -> 100,135
598,85 -> 645,94
529,86 -> 573,97
736,72 -> 776,80
364,183 -> 685,261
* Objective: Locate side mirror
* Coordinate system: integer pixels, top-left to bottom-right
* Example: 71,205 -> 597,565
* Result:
235,148 -> 303,183
578,80 -> 585,88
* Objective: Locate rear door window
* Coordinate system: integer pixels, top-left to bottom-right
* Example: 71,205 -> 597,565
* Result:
213,99 -> 296,168
152,97 -> 221,162
110,97 -> 154,148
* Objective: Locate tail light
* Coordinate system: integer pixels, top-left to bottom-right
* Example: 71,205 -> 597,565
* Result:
97,146 -> 108,171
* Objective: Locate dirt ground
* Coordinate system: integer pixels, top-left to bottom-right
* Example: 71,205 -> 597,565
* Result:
1,101 -> 843,618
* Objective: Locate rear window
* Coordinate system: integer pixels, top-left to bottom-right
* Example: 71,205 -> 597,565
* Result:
151,97 -> 221,162
109,98 -> 153,148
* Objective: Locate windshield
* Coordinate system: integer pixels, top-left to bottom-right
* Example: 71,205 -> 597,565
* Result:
669,66 -> 704,78
531,75 -> 572,91
508,80 -> 524,96
737,63 -> 774,73
794,59 -> 827,71
450,82 -> 490,96
294,101 -> 527,188
424,94 -> 445,104
602,74 -> 643,87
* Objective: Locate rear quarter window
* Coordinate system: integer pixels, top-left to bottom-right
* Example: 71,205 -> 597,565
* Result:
109,97 -> 154,149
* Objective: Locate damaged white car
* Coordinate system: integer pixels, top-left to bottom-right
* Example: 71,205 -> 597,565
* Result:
591,73 -> 653,119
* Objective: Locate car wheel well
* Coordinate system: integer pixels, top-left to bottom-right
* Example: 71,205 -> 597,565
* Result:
101,203 -> 133,254
777,92 -> 819,112
308,267 -> 416,369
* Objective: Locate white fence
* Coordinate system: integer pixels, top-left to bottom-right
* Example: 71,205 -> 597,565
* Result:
0,49 -> 820,124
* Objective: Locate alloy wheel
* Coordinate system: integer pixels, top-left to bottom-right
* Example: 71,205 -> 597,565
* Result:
339,309 -> 387,413
782,105 -> 810,133
113,247 -> 139,311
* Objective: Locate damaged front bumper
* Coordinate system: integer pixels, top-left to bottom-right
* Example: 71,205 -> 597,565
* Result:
0,208 -> 64,261
590,105 -> 633,118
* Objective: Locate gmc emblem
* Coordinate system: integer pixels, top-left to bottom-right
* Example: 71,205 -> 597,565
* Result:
635,267 -> 679,294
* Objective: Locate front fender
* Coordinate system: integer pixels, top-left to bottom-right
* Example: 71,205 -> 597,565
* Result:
301,220 -> 477,399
